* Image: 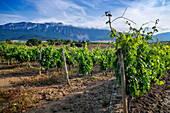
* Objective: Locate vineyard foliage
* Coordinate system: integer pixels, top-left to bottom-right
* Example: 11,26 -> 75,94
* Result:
0,28 -> 169,98
110,22 -> 170,97
78,43 -> 93,75
0,42 -> 115,75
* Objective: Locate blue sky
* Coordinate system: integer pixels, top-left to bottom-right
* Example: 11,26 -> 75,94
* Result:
0,0 -> 170,33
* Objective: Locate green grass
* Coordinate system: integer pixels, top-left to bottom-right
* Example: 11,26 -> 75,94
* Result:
102,97 -> 109,107
86,76 -> 97,80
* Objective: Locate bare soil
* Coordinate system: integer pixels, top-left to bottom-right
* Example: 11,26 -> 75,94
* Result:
0,60 -> 169,113
129,72 -> 170,113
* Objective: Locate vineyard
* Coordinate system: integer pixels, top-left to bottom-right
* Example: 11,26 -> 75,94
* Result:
0,36 -> 169,112
0,42 -> 116,75
0,19 -> 170,112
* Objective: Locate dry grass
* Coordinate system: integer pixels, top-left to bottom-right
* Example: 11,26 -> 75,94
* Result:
0,87 -> 38,113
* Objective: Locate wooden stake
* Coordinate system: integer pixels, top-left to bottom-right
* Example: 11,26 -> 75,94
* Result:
39,48 -> 42,75
27,62 -> 32,68
62,48 -> 70,85
118,49 -> 128,113
7,60 -> 9,65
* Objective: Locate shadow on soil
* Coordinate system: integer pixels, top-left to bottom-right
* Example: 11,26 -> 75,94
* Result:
28,71 -> 170,113
28,79 -> 116,113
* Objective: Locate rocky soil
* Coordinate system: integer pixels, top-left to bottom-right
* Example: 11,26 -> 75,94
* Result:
0,61 -> 169,113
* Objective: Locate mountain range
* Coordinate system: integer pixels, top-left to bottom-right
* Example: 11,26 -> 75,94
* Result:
153,32 -> 170,42
0,22 -> 111,41
0,22 -> 169,41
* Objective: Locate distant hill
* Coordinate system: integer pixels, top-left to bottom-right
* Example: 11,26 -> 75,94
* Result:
153,32 -> 170,41
0,22 -> 111,41
0,22 -> 169,41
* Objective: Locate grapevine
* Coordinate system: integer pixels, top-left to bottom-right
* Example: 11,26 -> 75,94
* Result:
109,20 -> 170,97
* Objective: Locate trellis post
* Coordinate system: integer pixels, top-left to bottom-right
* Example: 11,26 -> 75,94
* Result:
39,48 -> 42,75
118,49 -> 128,113
62,48 -> 70,85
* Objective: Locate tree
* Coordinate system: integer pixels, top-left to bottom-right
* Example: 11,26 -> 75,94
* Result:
39,40 -> 42,44
46,39 -> 53,43
26,38 -> 39,46
82,40 -> 85,44
67,39 -> 72,44
6,39 -> 12,44
47,39 -> 55,45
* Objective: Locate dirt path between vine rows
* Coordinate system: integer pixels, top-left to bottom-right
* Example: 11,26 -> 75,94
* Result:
27,72 -> 170,113
0,62 -> 169,113
27,77 -> 115,113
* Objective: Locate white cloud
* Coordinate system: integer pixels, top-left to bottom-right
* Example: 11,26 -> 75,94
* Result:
0,14 -> 23,18
76,34 -> 89,40
25,0 -> 107,29
160,0 -> 165,6
0,14 -> 25,25
72,16 -> 108,29
0,0 -> 170,34
32,18 -> 61,23
109,0 -> 170,33
81,0 -> 96,9
26,0 -> 86,19
80,0 -> 103,9
30,0 -> 170,33
32,16 -> 108,30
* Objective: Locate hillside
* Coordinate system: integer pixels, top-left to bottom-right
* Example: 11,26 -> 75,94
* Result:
0,22 -> 110,41
153,32 -> 170,41
0,22 -> 169,41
